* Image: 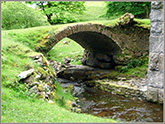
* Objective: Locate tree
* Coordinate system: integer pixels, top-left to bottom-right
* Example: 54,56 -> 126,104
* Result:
26,1 -> 85,24
106,2 -> 151,18
2,2 -> 49,30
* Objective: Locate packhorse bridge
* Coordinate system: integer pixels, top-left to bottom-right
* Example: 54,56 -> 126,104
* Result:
38,19 -> 149,69
37,2 -> 164,103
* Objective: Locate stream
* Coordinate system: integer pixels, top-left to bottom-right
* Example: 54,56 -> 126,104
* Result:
58,78 -> 163,122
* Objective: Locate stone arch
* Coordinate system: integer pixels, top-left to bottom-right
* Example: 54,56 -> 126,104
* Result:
38,23 -> 149,68
48,23 -> 122,54
46,23 -> 123,68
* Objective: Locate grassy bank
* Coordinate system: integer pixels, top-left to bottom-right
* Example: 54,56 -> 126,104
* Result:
2,86 -> 117,123
1,23 -> 119,123
2,1 -> 150,122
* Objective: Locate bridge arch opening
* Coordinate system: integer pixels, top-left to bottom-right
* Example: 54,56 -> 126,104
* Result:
67,31 -> 122,68
47,30 -> 122,69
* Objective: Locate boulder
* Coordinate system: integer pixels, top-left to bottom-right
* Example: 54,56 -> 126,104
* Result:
29,85 -> 39,95
96,53 -> 111,62
118,13 -> 134,25
18,69 -> 35,79
64,57 -> 71,64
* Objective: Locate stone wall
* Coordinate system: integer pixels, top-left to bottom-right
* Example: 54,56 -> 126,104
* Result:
147,1 -> 164,103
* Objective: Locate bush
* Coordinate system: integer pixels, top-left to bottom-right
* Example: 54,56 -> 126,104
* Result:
127,59 -> 143,68
51,16 -> 78,24
2,2 -> 49,30
105,2 -> 151,18
120,58 -> 145,72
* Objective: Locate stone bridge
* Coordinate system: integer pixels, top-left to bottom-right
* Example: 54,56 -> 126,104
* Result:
38,21 -> 149,68
37,1 -> 164,104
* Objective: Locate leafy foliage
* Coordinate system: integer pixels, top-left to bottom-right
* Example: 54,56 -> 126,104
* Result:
120,56 -> 148,73
1,2 -> 49,30
106,2 -> 151,18
26,1 -> 85,24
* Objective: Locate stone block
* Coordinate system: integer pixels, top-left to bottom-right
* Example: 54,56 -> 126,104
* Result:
106,30 -> 113,38
77,24 -> 82,32
158,88 -> 164,103
101,28 -> 107,36
149,36 -> 164,53
151,22 -> 163,36
87,23 -> 93,31
149,53 -> 164,71
70,25 -> 76,34
150,9 -> 164,22
148,70 -> 164,89
82,24 -> 87,31
60,29 -> 66,39
147,86 -> 158,102
151,1 -> 163,9
91,25 -> 97,32
65,28 -> 72,37
74,25 -> 79,33
93,24 -> 99,31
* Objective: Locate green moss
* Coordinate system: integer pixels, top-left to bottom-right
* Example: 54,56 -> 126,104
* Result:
134,19 -> 150,29
38,84 -> 43,92
36,67 -> 48,79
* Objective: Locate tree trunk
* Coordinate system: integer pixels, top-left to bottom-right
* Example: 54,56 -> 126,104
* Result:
40,2 -> 53,25
146,5 -> 149,18
46,14 -> 53,24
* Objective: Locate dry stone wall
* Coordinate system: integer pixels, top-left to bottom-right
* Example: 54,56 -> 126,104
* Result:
147,1 -> 164,103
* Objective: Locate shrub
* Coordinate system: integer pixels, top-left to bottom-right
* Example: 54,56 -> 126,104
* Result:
2,2 -> 49,30
127,59 -> 143,68
105,2 -> 151,18
51,16 -> 78,24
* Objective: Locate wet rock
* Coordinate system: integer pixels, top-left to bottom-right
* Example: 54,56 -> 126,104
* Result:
64,57 -> 71,64
82,50 -> 115,69
31,82 -> 39,87
45,76 -> 51,83
118,77 -> 127,81
71,107 -> 81,113
29,54 -> 49,67
29,85 -> 39,95
99,63 -> 113,69
76,99 -> 80,104
73,86 -> 84,97
71,102 -> 78,107
96,53 -> 111,62
35,74 -> 41,80
22,76 -> 34,86
113,54 -> 131,65
18,69 -> 35,79
86,53 -> 100,67
57,65 -> 95,80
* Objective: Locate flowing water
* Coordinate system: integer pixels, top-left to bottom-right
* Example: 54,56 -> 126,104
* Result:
58,79 -> 163,122
78,86 -> 163,122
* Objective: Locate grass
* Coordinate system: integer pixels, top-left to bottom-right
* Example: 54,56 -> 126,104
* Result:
1,86 -> 118,123
1,31 -> 37,87
1,29 -> 119,123
46,38 -> 84,65
1,1 -> 150,123
71,1 -> 108,21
